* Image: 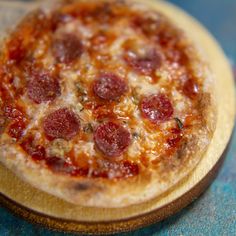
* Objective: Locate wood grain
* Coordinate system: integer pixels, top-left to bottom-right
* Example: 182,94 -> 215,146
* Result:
0,0 -> 235,234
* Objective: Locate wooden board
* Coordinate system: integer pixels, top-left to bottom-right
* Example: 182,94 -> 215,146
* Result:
0,0 -> 235,234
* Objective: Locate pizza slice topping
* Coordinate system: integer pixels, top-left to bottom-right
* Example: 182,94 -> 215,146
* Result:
93,73 -> 128,101
52,33 -> 84,64
27,71 -> 61,104
183,78 -> 199,99
124,49 -> 162,76
43,108 -> 80,140
4,105 -> 27,140
21,136 -> 46,161
94,121 -> 131,157
7,37 -> 25,63
140,94 -> 173,123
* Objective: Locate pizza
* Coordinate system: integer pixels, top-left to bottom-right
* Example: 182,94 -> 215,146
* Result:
0,0 -> 216,207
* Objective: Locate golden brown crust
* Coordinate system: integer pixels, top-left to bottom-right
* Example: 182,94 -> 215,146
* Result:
0,87 -> 216,208
0,0 -> 217,207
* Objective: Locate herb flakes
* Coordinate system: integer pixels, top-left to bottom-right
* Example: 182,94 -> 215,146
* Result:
174,117 -> 184,130
83,123 -> 94,133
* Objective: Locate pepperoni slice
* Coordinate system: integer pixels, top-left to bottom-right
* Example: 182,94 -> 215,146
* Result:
27,71 -> 61,104
21,137 -> 46,161
94,122 -> 131,157
125,50 -> 162,75
4,105 -> 23,119
3,105 -> 27,139
52,33 -> 83,63
8,118 -> 26,139
183,78 -> 199,99
93,73 -> 127,100
43,108 -> 80,140
140,94 -> 173,123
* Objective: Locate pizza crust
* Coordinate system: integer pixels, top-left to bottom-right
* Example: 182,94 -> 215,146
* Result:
0,85 -> 216,208
0,0 -> 232,209
0,121 -> 213,208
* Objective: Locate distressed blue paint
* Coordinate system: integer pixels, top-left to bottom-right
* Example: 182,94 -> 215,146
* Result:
0,1 -> 235,235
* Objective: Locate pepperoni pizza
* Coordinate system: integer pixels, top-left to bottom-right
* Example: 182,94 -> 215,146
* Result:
0,0 -> 216,207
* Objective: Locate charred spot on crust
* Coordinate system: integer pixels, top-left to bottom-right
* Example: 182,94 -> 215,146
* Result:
176,139 -> 188,159
74,183 -> 91,191
176,135 -> 198,160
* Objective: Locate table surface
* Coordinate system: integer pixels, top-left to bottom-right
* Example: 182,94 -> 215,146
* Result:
0,0 -> 235,235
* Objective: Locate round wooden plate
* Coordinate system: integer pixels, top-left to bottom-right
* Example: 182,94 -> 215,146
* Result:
0,0 -> 235,234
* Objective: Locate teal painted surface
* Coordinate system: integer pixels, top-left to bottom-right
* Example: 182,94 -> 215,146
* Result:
0,1 -> 235,235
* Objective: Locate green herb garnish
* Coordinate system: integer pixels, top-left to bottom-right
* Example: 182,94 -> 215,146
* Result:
131,88 -> 140,105
76,103 -> 84,112
76,83 -> 87,95
132,132 -> 139,139
83,123 -> 93,133
174,117 -> 184,130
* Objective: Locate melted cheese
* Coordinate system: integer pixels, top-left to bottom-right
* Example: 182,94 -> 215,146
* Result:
0,1 -> 205,170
